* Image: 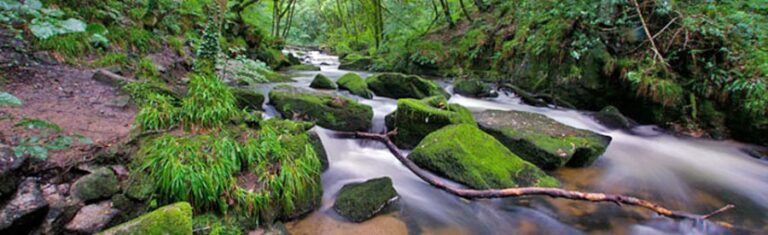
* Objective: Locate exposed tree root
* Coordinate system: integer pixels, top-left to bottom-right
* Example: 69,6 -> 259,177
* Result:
334,130 -> 735,221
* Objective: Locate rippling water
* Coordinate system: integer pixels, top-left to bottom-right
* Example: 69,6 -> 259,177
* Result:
263,51 -> 768,234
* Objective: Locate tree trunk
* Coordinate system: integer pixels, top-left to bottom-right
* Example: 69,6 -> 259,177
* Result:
459,0 -> 473,22
473,0 -> 489,12
439,0 -> 455,28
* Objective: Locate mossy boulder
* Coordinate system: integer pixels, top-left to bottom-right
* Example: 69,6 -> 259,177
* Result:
99,202 -> 192,235
269,85 -> 373,132
453,80 -> 498,98
339,54 -> 373,71
72,167 -> 120,202
410,124 -> 559,189
385,96 -> 475,149
366,73 -> 449,99
231,88 -> 265,111
288,64 -> 321,71
336,73 -> 373,99
594,106 -> 635,129
260,119 -> 328,171
309,74 -> 337,89
476,110 -> 612,170
333,177 -> 398,222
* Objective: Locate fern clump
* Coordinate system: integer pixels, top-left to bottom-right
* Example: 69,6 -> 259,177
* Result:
135,93 -> 179,130
181,74 -> 238,128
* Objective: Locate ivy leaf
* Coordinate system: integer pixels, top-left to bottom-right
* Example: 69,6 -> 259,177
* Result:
28,146 -> 48,159
47,136 -> 73,150
0,92 -> 22,106
59,18 -> 86,32
30,18 -> 86,40
15,118 -> 63,132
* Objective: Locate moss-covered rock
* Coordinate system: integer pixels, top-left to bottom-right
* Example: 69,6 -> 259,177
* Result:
333,177 -> 398,222
309,74 -> 337,89
260,119 -> 328,171
385,96 -> 475,149
72,167 -> 120,202
476,110 -> 612,170
453,79 -> 498,98
231,88 -> 265,111
98,202 -> 192,235
410,124 -> 560,189
336,73 -> 373,99
339,54 -> 373,71
366,73 -> 449,99
594,106 -> 635,129
269,85 -> 373,131
288,64 -> 321,71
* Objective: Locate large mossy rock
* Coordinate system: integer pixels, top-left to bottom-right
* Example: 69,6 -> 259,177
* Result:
410,124 -> 559,189
99,202 -> 192,235
453,79 -> 498,98
594,106 -> 635,129
231,88 -> 265,111
71,167 -> 120,202
336,73 -> 373,99
333,177 -> 398,222
366,73 -> 449,99
385,96 -> 475,149
309,74 -> 337,89
339,54 -> 373,71
476,110 -> 612,170
269,85 -> 373,131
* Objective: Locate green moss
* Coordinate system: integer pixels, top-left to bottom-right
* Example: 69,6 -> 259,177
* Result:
99,202 -> 193,235
109,27 -> 159,53
288,64 -> 321,71
135,57 -> 160,81
410,124 -> 560,189
453,79 -> 497,98
36,33 -> 92,59
268,85 -> 373,131
385,96 -> 475,149
366,73 -> 449,99
72,167 -> 120,201
231,88 -> 265,111
336,73 -> 373,99
476,110 -> 611,169
333,177 -> 398,222
339,53 -> 373,71
93,52 -> 130,68
309,74 -> 337,89
192,213 -> 244,235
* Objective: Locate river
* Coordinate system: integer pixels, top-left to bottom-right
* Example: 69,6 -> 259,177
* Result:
256,50 -> 768,234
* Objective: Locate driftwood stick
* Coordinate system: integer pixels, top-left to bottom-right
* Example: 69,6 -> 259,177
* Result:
335,130 -> 734,220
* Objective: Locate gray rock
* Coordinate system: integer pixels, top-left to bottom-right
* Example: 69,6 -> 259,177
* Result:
0,178 -> 49,234
333,177 -> 398,222
71,167 -> 120,202
65,201 -> 119,233
0,144 -> 25,198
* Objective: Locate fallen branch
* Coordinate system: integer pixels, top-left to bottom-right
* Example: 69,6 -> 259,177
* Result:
334,130 -> 734,220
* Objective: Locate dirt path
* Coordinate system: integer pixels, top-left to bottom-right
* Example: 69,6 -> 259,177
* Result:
1,64 -> 137,166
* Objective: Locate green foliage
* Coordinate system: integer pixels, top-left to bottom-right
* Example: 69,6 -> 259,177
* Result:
92,52 -> 130,67
193,213 -> 244,235
220,50 -> 272,85
136,57 -> 161,81
11,118 -> 92,160
109,27 -> 159,53
0,92 -> 22,106
135,93 -> 180,131
181,74 -> 238,128
194,13 -> 222,73
36,32 -> 92,58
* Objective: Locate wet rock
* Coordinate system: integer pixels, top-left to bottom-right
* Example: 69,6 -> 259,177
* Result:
124,174 -> 154,201
65,201 -> 119,233
269,85 -> 373,132
385,96 -> 475,149
0,145 -> 25,199
287,64 -> 321,71
309,74 -> 337,90
338,54 -> 373,71
476,110 -> 612,170
40,183 -> 80,235
336,73 -> 373,99
71,167 -> 120,202
92,69 -> 133,87
594,106 -> 635,129
232,88 -> 265,111
453,79 -> 497,98
333,177 -> 398,222
366,73 -> 449,99
100,202 -> 192,235
410,124 -> 559,189
308,131 -> 329,171
0,178 -> 49,234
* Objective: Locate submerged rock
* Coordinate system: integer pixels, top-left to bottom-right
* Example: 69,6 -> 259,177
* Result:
71,167 -> 120,202
453,79 -> 498,98
0,178 -> 49,234
231,88 -> 265,111
288,64 -> 320,71
309,74 -> 337,90
385,96 -> 475,149
366,73 -> 449,99
476,110 -> 612,170
338,54 -> 373,71
65,201 -> 119,233
410,124 -> 560,189
99,202 -> 192,235
333,177 -> 398,222
594,106 -> 635,129
269,85 -> 373,132
336,73 -> 373,99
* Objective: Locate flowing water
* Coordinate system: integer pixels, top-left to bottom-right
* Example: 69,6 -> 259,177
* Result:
260,50 -> 768,234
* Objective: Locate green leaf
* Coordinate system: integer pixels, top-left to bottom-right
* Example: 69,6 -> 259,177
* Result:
73,134 -> 93,145
28,145 -> 48,159
0,92 -> 22,106
47,135 -> 73,150
15,118 -> 63,132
